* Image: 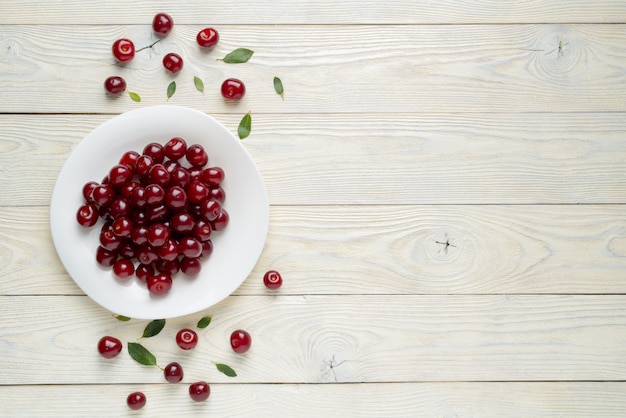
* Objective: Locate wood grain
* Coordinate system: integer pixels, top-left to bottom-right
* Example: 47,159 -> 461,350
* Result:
1,25 -> 626,113
1,1 -> 625,24
2,382 -> 626,417
1,295 -> 625,384
3,204 -> 626,295
1,113 -> 625,206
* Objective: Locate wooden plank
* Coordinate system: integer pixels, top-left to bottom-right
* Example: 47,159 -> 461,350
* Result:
1,25 -> 626,113
1,295 -> 625,384
1,113 -> 625,206
3,204 -> 626,295
1,1 -> 625,24
2,382 -> 626,417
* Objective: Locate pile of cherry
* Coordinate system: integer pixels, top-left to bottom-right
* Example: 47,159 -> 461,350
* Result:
76,137 -> 228,296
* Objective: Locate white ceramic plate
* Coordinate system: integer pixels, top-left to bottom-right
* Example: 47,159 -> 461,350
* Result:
50,105 -> 269,319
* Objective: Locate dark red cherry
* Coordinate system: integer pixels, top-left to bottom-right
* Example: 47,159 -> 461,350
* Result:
104,76 -> 127,95
196,28 -> 219,48
112,38 -> 135,63
221,78 -> 245,100
163,52 -> 183,74
153,13 -> 173,36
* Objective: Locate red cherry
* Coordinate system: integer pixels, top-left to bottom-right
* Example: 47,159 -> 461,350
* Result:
104,76 -> 126,95
176,328 -> 198,350
185,145 -> 209,168
135,263 -> 154,283
112,38 -> 135,63
126,392 -> 146,410
164,361 -> 184,383
164,137 -> 187,160
263,270 -> 283,290
180,257 -> 201,276
211,209 -> 229,231
96,246 -> 117,267
221,78 -> 245,100
189,382 -> 210,402
113,259 -> 135,279
196,28 -> 219,48
230,329 -> 251,353
147,273 -> 173,296
163,52 -> 183,74
202,167 -> 225,186
97,336 -> 122,358
77,204 -> 99,227
152,13 -> 173,36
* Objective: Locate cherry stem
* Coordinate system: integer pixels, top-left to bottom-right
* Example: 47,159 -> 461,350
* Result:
136,39 -> 161,53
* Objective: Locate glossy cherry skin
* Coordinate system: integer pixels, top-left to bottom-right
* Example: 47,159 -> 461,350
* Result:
96,246 -> 117,267
147,273 -> 173,296
196,28 -> 219,48
180,257 -> 201,276
126,392 -> 146,410
164,361 -> 184,383
164,137 -> 187,160
202,167 -> 225,186
230,329 -> 252,353
152,13 -> 173,36
113,259 -> 135,279
163,52 -> 183,74
263,270 -> 283,290
112,38 -> 135,63
189,382 -> 210,402
221,78 -> 245,100
185,145 -> 209,168
176,328 -> 198,350
143,143 -> 165,164
97,336 -> 122,359
77,204 -> 99,227
211,209 -> 229,231
104,76 -> 126,95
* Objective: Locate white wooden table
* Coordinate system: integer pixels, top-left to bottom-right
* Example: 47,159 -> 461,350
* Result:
2,1 -> 626,416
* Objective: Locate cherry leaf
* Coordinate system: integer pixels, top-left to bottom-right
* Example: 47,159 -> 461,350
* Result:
194,76 -> 204,93
197,316 -> 212,329
167,81 -> 176,100
273,76 -> 284,99
142,319 -> 166,338
238,112 -> 251,140
218,48 -> 254,64
128,91 -> 141,102
115,315 -> 131,322
128,342 -> 157,366
215,363 -> 237,377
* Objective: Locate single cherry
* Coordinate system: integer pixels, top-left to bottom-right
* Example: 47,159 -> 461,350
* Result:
221,78 -> 245,100
113,259 -> 135,279
176,328 -> 198,350
77,204 -> 99,227
196,28 -> 219,49
189,382 -> 210,402
97,336 -> 122,359
185,145 -> 209,168
164,137 -> 187,160
211,209 -> 229,231
126,392 -> 146,410
147,273 -> 173,296
112,38 -> 135,63
163,52 -> 183,74
164,361 -> 184,383
263,270 -> 283,290
152,13 -> 173,36
230,329 -> 251,353
104,76 -> 127,95
180,257 -> 201,276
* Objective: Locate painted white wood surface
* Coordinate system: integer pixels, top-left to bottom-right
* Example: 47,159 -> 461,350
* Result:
1,0 -> 625,416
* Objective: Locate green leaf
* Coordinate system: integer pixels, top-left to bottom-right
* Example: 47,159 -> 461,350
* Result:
273,76 -> 284,99
215,363 -> 237,377
238,112 -> 252,140
128,342 -> 157,366
194,76 -> 204,93
197,316 -> 212,329
142,319 -> 166,338
128,91 -> 141,102
115,315 -> 131,322
218,48 -> 254,64
167,81 -> 176,100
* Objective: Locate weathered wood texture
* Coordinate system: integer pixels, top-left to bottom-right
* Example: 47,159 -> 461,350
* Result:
1,295 -> 625,385
3,382 -> 626,417
2,204 -> 626,296
1,0 -> 625,24
1,25 -> 626,113
1,114 -> 625,206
